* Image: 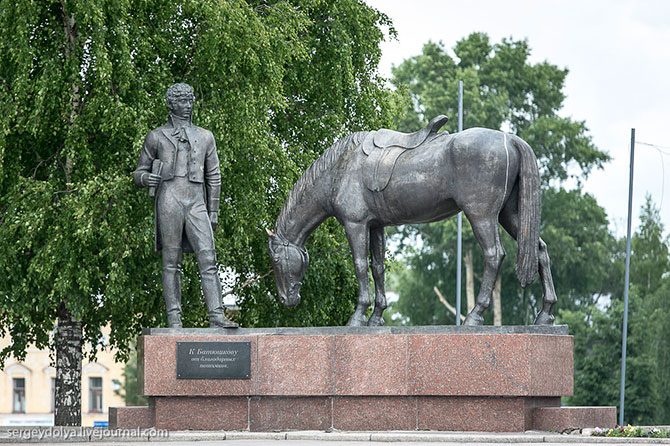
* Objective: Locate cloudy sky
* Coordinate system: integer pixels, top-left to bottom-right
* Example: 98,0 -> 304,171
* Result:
364,0 -> 670,236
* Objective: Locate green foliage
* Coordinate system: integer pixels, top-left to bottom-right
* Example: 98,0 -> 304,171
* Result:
593,425 -> 670,438
609,425 -> 644,438
631,197 -> 669,294
561,304 -> 622,409
562,196 -> 670,424
646,278 -> 670,423
539,189 -> 621,310
392,182 -> 619,328
650,428 -> 670,438
232,0 -> 402,328
113,342 -> 146,406
392,220 -> 468,326
0,0 -> 399,363
388,34 -> 670,424
388,33 -> 612,326
391,34 -> 609,184
623,197 -> 670,424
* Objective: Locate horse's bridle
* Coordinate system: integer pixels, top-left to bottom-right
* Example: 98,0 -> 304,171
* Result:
270,234 -> 308,292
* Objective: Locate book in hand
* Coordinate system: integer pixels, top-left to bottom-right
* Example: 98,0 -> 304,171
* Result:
149,159 -> 163,197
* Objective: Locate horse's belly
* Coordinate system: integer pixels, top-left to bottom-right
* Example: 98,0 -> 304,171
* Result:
363,146 -> 458,225
371,178 -> 459,225
393,198 -> 460,224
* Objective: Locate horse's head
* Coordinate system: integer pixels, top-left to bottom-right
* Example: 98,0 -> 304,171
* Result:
267,229 -> 309,308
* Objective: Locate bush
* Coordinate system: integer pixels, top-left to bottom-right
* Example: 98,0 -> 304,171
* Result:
592,425 -> 670,438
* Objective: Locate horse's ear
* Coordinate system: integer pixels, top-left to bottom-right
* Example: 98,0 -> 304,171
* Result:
266,228 -> 275,237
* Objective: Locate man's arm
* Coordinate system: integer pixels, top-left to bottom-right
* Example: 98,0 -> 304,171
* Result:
204,130 -> 221,229
133,131 -> 161,188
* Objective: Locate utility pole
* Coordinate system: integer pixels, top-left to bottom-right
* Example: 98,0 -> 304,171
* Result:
455,80 -> 463,325
619,128 -> 635,426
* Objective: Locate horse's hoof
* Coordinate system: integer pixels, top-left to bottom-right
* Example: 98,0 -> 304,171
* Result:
533,311 -> 555,325
463,312 -> 484,326
367,316 -> 385,326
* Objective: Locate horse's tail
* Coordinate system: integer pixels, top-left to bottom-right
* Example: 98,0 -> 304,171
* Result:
511,135 -> 540,287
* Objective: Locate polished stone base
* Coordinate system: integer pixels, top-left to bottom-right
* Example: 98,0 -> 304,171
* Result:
110,326 -> 616,432
108,405 -> 154,429
532,406 -> 617,432
112,396 -> 560,431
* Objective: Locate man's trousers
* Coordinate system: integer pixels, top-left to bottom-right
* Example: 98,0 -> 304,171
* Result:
156,176 -> 223,327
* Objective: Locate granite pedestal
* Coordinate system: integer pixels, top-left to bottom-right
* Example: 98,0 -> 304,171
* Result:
109,326 -> 615,432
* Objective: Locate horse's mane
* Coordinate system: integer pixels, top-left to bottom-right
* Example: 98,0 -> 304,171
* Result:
276,131 -> 367,235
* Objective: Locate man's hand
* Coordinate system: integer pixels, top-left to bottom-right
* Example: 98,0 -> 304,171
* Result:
142,173 -> 162,187
209,212 -> 218,231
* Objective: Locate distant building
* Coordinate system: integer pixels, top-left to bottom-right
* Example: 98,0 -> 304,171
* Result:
0,327 -> 125,427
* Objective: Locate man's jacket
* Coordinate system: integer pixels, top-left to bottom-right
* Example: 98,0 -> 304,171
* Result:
133,120 -> 221,251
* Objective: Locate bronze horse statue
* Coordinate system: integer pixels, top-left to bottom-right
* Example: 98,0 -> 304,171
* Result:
268,116 -> 557,326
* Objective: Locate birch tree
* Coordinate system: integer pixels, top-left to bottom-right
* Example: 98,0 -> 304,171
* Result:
0,0 -> 398,424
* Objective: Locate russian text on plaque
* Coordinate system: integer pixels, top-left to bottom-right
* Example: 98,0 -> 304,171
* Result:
176,341 -> 251,379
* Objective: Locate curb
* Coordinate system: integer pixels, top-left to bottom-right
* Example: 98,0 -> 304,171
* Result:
1,429 -> 670,444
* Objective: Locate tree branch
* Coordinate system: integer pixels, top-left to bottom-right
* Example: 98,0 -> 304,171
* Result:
222,270 -> 272,298
433,286 -> 465,322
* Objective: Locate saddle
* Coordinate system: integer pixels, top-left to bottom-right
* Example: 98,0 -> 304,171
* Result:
362,115 -> 449,192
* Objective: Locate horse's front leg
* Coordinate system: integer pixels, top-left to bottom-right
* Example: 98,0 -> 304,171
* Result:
368,226 -> 387,326
344,222 -> 370,327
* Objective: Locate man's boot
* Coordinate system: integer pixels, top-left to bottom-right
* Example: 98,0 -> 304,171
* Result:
197,249 -> 238,328
162,248 -> 183,328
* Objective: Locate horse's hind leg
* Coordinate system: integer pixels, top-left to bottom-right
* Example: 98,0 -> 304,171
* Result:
344,222 -> 371,326
368,226 -> 387,326
463,215 -> 505,326
499,196 -> 557,325
533,239 -> 557,324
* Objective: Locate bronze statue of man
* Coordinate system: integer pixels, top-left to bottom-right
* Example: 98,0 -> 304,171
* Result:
134,83 -> 237,329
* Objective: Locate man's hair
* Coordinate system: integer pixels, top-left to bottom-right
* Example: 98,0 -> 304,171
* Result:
166,83 -> 195,109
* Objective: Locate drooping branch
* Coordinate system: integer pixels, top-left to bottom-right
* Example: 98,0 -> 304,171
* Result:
433,286 -> 465,323
222,270 -> 272,298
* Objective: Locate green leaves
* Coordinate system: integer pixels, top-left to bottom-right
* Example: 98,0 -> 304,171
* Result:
0,0 -> 398,363
388,34 -> 614,327
523,116 -> 608,183
391,34 -> 609,182
540,188 -> 619,308
556,197 -> 670,425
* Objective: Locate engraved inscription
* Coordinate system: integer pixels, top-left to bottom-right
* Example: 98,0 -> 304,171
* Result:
176,341 -> 251,379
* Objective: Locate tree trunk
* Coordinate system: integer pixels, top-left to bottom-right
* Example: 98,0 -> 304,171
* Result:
55,5 -> 82,426
60,0 -> 79,186
54,302 -> 82,426
493,275 -> 502,326
464,247 -> 475,312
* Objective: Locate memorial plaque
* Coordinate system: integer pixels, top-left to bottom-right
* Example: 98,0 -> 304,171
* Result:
176,341 -> 251,379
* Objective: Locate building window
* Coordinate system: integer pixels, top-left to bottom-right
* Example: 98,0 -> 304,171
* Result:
89,377 -> 103,413
12,378 -> 26,413
50,378 -> 56,413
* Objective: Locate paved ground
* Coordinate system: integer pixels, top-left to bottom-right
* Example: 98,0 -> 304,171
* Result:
2,440 -> 668,446
2,430 -> 670,445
